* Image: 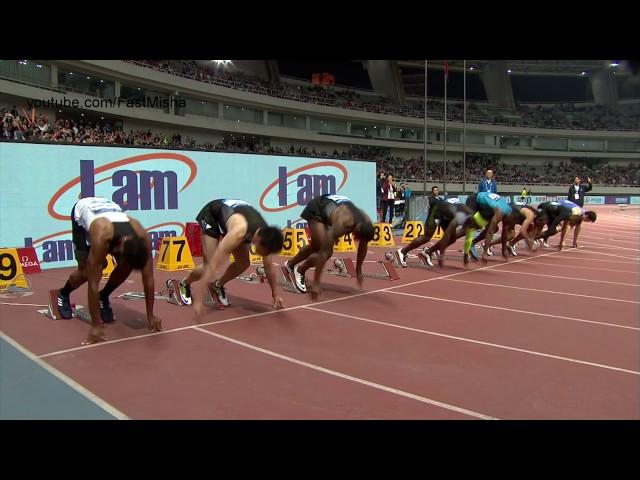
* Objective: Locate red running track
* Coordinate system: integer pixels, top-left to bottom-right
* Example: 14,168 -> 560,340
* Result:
1,206 -> 638,419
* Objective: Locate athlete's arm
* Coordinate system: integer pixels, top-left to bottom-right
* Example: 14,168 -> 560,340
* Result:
355,235 -> 368,288
194,215 -> 247,317
558,220 -> 570,250
572,219 -> 583,248
262,255 -> 284,309
519,209 -> 535,248
543,212 -> 566,240
129,218 -> 161,332
85,222 -> 111,343
311,225 -> 337,300
482,208 -> 502,262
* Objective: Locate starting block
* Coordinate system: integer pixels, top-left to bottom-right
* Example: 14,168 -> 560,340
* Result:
278,264 -> 301,294
327,257 -> 399,281
386,250 -> 434,269
125,279 -> 223,308
40,290 -> 94,323
236,265 -> 268,285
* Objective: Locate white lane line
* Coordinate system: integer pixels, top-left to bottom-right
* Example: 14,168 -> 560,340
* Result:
485,270 -> 640,287
582,236 -> 640,245
39,250 -> 565,359
443,278 -> 640,305
0,302 -> 48,307
568,249 -> 640,261
0,332 -> 129,420
304,307 -> 640,376
192,327 -> 496,420
528,255 -> 637,265
514,260 -> 638,274
580,241 -> 640,252
383,291 -> 638,331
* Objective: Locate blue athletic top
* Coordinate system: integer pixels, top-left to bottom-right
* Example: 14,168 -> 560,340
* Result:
476,192 -> 512,216
558,199 -> 584,216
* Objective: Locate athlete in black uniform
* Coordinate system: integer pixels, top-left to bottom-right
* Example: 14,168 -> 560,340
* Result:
284,194 -> 374,300
182,199 -> 284,317
536,200 -> 597,250
397,197 -> 474,268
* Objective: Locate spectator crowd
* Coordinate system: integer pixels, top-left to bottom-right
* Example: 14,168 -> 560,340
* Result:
3,105 -> 639,187
125,60 -> 640,131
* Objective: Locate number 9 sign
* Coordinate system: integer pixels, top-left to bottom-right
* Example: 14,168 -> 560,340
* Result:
0,248 -> 28,291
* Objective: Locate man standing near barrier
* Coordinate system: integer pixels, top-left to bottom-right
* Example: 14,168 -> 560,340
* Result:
478,168 -> 498,194
283,194 -> 374,300
568,176 -> 592,207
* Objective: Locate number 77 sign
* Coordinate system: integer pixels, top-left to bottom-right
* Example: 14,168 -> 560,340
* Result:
156,236 -> 195,271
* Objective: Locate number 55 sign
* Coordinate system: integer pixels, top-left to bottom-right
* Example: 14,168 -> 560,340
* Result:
157,236 -> 195,271
279,228 -> 309,256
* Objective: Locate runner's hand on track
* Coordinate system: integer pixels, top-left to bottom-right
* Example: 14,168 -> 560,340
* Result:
193,298 -> 204,321
310,284 -> 321,302
83,325 -> 105,345
272,296 -> 284,309
148,315 -> 163,332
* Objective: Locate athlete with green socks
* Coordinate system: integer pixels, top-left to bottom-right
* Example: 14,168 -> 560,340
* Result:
462,192 -> 513,265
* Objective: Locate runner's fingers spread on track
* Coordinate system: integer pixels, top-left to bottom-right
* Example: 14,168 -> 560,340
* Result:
481,253 -> 488,264
148,315 -> 163,332
273,296 -> 284,309
310,285 -> 321,302
82,326 -> 105,345
193,300 -> 204,321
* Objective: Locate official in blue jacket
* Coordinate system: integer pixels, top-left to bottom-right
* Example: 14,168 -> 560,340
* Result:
477,169 -> 498,194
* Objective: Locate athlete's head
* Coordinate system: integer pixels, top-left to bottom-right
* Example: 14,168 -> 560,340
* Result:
584,210 -> 597,223
120,236 -> 149,270
534,211 -> 548,228
254,226 -> 284,256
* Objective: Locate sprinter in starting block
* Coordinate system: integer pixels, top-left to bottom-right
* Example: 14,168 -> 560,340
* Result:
462,192 -> 513,265
536,200 -> 597,249
52,197 -> 162,345
397,196 -> 474,268
476,204 -> 544,257
178,199 -> 284,318
283,194 -> 374,301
